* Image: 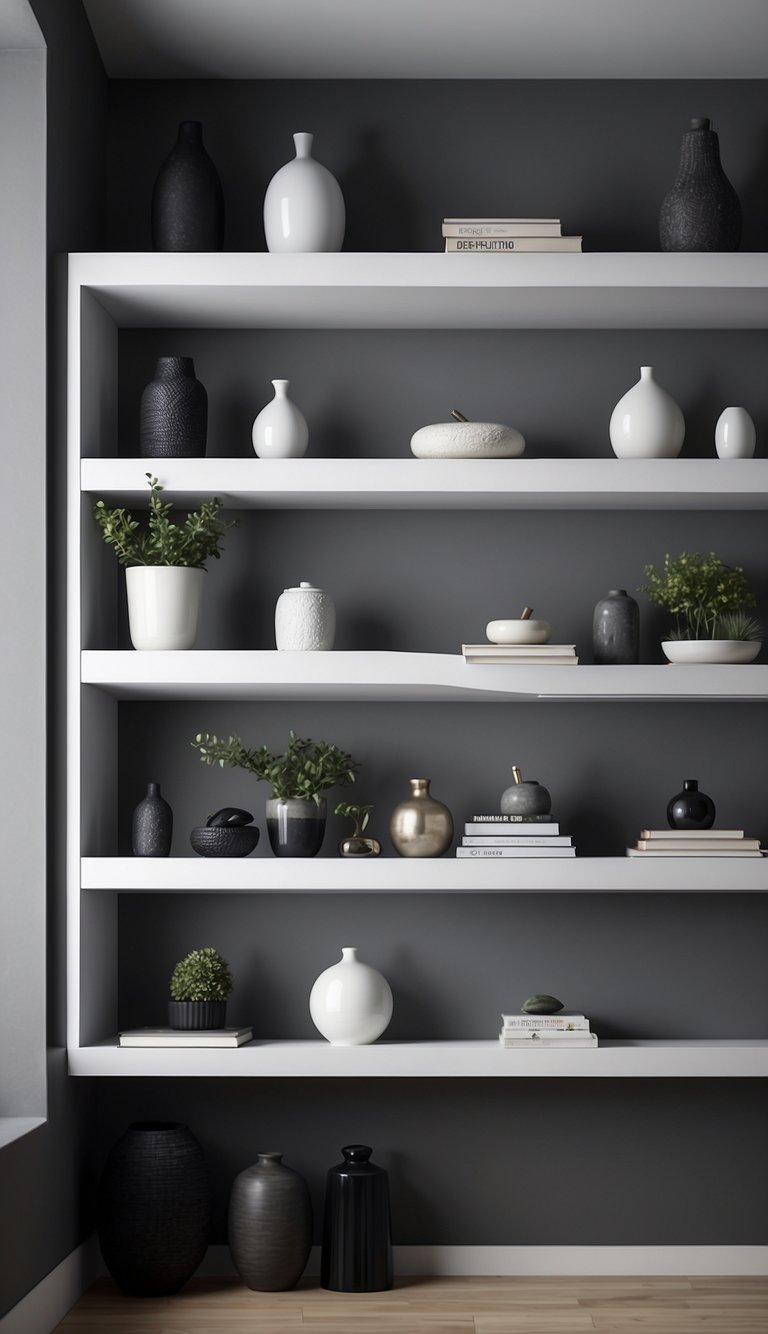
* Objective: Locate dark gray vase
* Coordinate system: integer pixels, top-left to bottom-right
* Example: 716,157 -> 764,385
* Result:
140,356 -> 208,458
151,120 -> 225,252
592,589 -> 640,665
228,1151 -> 312,1291
266,797 -> 326,857
659,118 -> 741,252
132,782 -> 173,857
321,1145 -> 393,1293
667,778 -> 716,830
168,1000 -> 227,1030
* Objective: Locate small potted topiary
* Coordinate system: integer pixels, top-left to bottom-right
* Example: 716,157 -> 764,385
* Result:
639,550 -> 761,664
169,946 -> 234,1030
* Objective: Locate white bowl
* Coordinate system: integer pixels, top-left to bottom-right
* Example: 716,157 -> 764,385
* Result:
410,421 -> 525,459
486,619 -> 551,645
662,639 -> 761,665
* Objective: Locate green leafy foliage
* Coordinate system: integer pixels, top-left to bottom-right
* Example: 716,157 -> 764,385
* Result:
169,946 -> 234,1001
334,802 -> 374,834
192,729 -> 359,803
93,474 -> 236,568
639,550 -> 756,640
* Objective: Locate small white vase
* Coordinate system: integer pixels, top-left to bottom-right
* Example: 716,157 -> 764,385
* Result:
609,366 -> 685,459
263,132 -> 345,253
251,380 -> 309,459
715,406 -> 756,459
125,566 -> 205,650
275,582 -> 335,650
309,947 -> 393,1046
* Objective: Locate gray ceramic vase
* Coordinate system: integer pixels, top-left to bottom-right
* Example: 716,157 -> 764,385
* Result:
266,796 -> 326,857
132,782 -> 173,857
228,1151 -> 312,1291
500,768 -> 551,816
659,117 -> 741,252
592,589 -> 640,665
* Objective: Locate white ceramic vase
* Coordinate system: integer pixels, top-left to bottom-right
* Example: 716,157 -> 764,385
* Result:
309,947 -> 393,1046
263,132 -> 345,253
715,406 -> 756,459
275,582 -> 335,650
252,380 -> 309,459
125,566 -> 205,650
609,366 -> 685,458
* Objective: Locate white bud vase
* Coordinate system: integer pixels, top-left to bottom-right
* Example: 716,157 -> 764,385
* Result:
715,406 -> 756,459
263,132 -> 345,253
251,380 -> 309,459
309,947 -> 393,1046
275,582 -> 336,650
609,366 -> 685,458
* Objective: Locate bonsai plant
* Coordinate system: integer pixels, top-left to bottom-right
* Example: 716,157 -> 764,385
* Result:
169,946 -> 234,1030
192,730 -> 359,857
639,550 -> 761,663
93,473 -> 236,650
335,802 -> 381,858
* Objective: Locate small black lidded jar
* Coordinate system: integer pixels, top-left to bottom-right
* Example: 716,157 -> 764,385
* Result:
321,1144 -> 393,1292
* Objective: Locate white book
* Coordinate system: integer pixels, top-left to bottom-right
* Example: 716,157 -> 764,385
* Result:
501,1014 -> 590,1030
443,217 -> 561,225
499,1034 -> 598,1048
442,222 -> 563,238
465,822 -> 560,835
462,835 -> 572,846
626,847 -> 761,858
498,1028 -> 593,1041
456,846 -> 575,858
462,644 -> 576,654
639,828 -> 745,840
445,236 -> 582,253
118,1027 -> 253,1048
636,838 -> 760,852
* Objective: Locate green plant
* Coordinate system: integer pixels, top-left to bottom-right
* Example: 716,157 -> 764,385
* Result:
335,801 -> 374,834
711,611 -> 763,642
169,946 -> 233,1001
192,729 -> 359,803
93,473 -> 236,568
639,551 -> 756,640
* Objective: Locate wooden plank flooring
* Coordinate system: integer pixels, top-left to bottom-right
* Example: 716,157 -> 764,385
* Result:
55,1276 -> 768,1333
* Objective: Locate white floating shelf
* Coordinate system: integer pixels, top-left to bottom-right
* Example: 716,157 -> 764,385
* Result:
68,1038 -> 768,1079
80,457 -> 768,511
81,856 -> 768,894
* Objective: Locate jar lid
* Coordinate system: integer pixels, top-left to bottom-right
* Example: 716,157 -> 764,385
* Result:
283,581 -> 324,593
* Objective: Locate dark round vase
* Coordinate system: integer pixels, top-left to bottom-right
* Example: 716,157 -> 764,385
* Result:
228,1151 -> 312,1291
132,781 -> 173,856
151,120 -> 225,252
168,1000 -> 227,1030
97,1122 -> 211,1296
592,589 -> 640,665
140,356 -> 208,458
266,797 -> 326,857
659,117 -> 741,252
667,778 -> 716,830
321,1145 -> 393,1293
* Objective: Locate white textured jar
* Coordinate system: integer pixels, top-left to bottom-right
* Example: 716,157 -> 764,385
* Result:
263,132 -> 345,253
275,582 -> 335,650
609,366 -> 685,458
309,947 -> 393,1046
252,380 -> 309,459
125,566 -> 205,650
410,421 -> 524,459
715,406 -> 756,459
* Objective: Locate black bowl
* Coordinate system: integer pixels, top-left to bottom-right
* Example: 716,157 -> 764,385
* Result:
190,825 -> 260,857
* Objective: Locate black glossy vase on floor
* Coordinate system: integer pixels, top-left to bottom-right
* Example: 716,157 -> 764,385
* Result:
132,781 -> 173,856
659,117 -> 741,252
228,1152 -> 312,1291
667,778 -> 716,830
97,1122 -> 211,1296
321,1145 -> 393,1292
151,120 -> 224,251
592,589 -> 640,665
140,356 -> 208,458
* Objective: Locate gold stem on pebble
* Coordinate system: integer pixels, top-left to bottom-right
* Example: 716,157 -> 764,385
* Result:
511,765 -> 523,784
520,606 -> 533,620
451,408 -> 469,422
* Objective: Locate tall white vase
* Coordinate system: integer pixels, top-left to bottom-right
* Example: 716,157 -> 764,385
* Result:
125,566 -> 205,650
263,132 -> 345,253
715,406 -> 756,459
251,380 -> 309,458
309,947 -> 393,1046
609,366 -> 685,458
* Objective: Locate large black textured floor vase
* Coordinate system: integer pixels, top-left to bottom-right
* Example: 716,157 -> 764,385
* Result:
97,1122 -> 211,1296
659,117 -> 741,252
321,1145 -> 393,1292
152,120 -> 224,252
228,1151 -> 312,1290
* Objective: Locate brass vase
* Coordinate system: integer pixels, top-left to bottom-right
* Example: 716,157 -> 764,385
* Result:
389,778 -> 453,857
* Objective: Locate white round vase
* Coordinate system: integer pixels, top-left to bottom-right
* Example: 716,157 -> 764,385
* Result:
263,132 -> 345,253
309,947 -> 393,1046
410,421 -> 525,459
275,581 -> 335,650
609,366 -> 685,458
125,566 -> 205,650
715,407 -> 756,459
252,380 -> 309,459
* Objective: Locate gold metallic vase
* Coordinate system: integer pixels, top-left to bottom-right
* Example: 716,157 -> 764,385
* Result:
389,778 -> 453,858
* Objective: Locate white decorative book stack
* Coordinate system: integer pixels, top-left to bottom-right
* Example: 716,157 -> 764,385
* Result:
457,814 -> 575,858
462,643 -> 578,665
626,829 -> 763,858
442,218 -> 582,253
499,1012 -> 597,1049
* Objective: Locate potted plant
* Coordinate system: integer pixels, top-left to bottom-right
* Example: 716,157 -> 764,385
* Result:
335,802 -> 381,857
93,473 -> 236,650
192,729 -> 359,856
639,550 -> 762,663
169,946 -> 234,1029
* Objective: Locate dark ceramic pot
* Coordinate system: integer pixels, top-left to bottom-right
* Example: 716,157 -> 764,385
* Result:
132,781 -> 173,857
190,825 -> 260,857
266,797 -> 326,857
592,589 -> 640,665
139,355 -> 208,458
168,1000 -> 227,1030
228,1151 -> 312,1291
659,117 -> 741,252
500,778 -> 551,817
321,1145 -> 393,1293
151,120 -> 224,252
666,778 -> 716,830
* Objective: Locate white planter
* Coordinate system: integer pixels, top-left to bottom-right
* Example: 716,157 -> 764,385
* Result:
309,947 -> 393,1046
275,581 -> 335,650
263,132 -> 345,253
609,366 -> 685,459
715,406 -> 756,459
125,566 -> 205,651
662,639 -> 761,664
410,421 -> 525,459
252,380 -> 309,459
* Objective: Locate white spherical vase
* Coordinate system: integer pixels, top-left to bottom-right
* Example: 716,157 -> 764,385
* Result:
252,380 -> 309,459
309,947 -> 393,1046
715,406 -> 756,459
275,582 -> 335,650
125,566 -> 205,650
263,132 -> 345,253
609,366 -> 685,458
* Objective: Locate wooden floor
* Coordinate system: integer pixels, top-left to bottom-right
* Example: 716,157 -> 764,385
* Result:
55,1275 -> 768,1333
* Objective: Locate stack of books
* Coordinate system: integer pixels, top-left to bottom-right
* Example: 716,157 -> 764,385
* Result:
118,1026 -> 254,1047
442,217 -> 582,253
627,829 -> 763,858
457,814 -> 574,858
499,1012 -> 597,1048
462,643 -> 578,666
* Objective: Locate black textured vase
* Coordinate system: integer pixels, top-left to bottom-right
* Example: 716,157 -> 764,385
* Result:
140,356 -> 208,458
667,778 -> 716,830
592,589 -> 640,665
321,1145 -> 393,1293
228,1151 -> 313,1291
97,1122 -> 211,1296
132,782 -> 173,857
151,120 -> 224,252
659,117 -> 741,252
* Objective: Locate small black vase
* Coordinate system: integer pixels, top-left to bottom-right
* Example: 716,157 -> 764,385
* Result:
659,117 -> 741,252
228,1151 -> 312,1291
132,782 -> 173,857
321,1145 -> 393,1293
151,120 -> 225,251
592,589 -> 640,665
667,778 -> 716,830
140,356 -> 208,458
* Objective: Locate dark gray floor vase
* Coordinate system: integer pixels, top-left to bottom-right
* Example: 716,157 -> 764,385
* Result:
228,1152 -> 312,1291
